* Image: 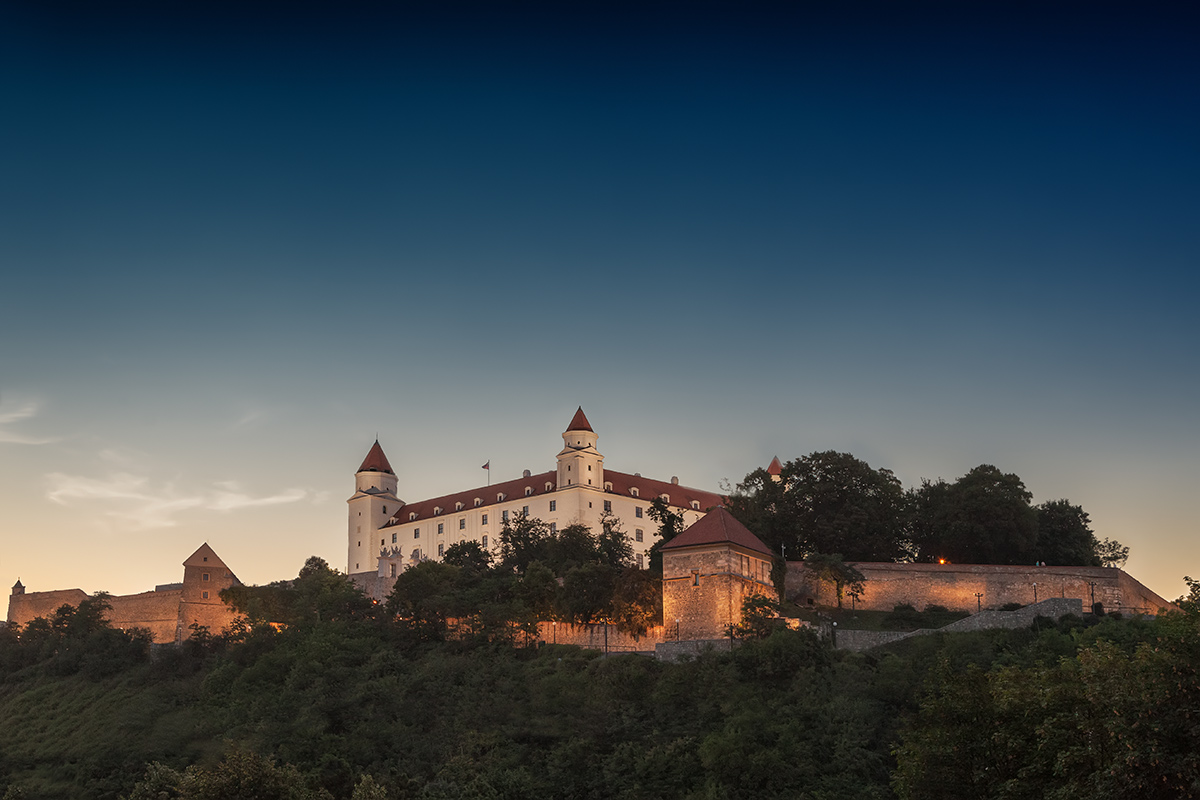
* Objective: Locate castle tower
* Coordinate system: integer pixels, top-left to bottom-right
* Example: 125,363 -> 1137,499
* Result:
661,507 -> 776,640
11,579 -> 23,596
177,543 -> 241,643
767,456 -> 783,483
348,440 -> 401,575
556,407 -> 604,491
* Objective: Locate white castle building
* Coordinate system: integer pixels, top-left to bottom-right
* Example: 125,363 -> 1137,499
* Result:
348,408 -> 724,597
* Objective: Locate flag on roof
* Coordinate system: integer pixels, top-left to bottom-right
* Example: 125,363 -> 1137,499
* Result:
482,461 -> 490,470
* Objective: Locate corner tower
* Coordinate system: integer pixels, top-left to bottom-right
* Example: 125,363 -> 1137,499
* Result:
348,440 -> 401,575
556,407 -> 604,491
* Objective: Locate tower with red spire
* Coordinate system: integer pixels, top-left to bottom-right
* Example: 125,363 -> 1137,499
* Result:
347,440 -> 401,574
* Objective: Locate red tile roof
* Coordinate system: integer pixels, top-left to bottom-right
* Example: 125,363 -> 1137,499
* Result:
661,506 -> 773,556
382,468 -> 725,527
603,470 -> 724,513
565,406 -> 593,433
357,440 -> 394,475
767,456 -> 782,476
383,470 -> 560,527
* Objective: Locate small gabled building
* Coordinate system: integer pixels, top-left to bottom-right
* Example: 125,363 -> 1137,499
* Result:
661,507 -> 776,641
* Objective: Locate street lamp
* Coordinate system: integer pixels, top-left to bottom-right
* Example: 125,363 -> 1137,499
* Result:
974,592 -> 983,612
1033,583 -> 1038,603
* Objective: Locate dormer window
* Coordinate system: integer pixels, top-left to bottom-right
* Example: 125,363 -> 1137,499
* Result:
604,482 -> 612,491
455,502 -> 464,511
691,500 -> 701,510
474,498 -> 482,507
630,488 -> 639,497
545,482 -> 553,492
525,487 -> 532,497
434,507 -> 443,516
409,512 -> 418,521
660,494 -> 670,503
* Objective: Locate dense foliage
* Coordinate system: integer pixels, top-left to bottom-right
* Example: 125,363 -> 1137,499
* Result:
729,453 -> 1126,566
2,570 -> 1196,799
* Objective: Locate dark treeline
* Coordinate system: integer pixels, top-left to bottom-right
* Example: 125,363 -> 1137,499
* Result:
727,451 -> 1128,567
2,562 -> 1199,799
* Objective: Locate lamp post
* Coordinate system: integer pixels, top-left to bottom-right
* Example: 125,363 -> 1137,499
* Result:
1033,583 -> 1038,604
974,592 -> 983,612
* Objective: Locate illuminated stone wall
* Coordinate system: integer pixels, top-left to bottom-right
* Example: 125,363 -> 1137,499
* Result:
663,543 -> 775,641
785,562 -> 1175,615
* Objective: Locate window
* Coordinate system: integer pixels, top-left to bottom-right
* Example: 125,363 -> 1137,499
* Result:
455,502 -> 463,511
438,543 -> 444,557
525,487 -> 532,497
497,492 -> 506,502
635,529 -> 643,542
459,518 -> 466,530
414,528 -> 420,539
588,465 -> 592,471
603,500 -> 612,512
691,500 -> 701,510
474,498 -> 481,507
434,507 -> 442,515
630,488 -> 639,497
202,591 -> 209,600
438,523 -> 444,535
550,522 -> 557,534
380,538 -> 385,546
389,563 -> 396,577
522,505 -> 529,516
692,570 -> 700,587
545,482 -> 553,491
203,556 -> 208,562
549,500 -> 556,512
482,535 -> 489,548
382,505 -> 387,514
635,507 -> 643,518
202,572 -> 209,581
392,533 -> 397,544
482,513 -> 488,525
502,510 -> 509,523
637,554 -> 644,569
409,512 -> 418,521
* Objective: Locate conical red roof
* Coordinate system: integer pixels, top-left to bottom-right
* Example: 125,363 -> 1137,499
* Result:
661,506 -> 773,556
357,440 -> 394,474
565,406 -> 594,433
767,456 -> 783,476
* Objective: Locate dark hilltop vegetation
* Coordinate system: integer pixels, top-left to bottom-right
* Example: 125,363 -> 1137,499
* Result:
2,556 -> 1198,800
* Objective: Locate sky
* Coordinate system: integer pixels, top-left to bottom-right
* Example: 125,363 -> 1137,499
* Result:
1,1 -> 1197,603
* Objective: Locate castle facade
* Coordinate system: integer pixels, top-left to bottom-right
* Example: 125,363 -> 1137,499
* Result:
348,407 -> 724,598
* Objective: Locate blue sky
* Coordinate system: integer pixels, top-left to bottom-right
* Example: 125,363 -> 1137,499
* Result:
1,2 -> 1197,601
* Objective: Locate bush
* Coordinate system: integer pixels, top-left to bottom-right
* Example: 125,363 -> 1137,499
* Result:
1000,602 -> 1024,611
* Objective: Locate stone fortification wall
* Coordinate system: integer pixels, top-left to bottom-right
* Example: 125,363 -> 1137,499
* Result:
663,544 -> 774,641
536,621 -> 667,653
786,562 -> 1174,615
107,590 -> 183,643
7,588 -> 89,627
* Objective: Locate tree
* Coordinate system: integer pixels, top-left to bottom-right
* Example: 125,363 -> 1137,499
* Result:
1034,499 -> 1101,566
597,511 -> 634,569
910,465 -> 1038,564
1096,537 -> 1129,569
803,554 -> 865,608
731,593 -> 779,640
609,567 -> 661,636
727,451 -> 910,562
497,512 -> 553,572
646,498 -> 686,574
442,540 -> 493,573
559,562 -> 617,624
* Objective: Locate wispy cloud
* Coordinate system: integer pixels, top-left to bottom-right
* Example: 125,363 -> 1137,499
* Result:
0,399 -> 57,445
46,472 -> 309,530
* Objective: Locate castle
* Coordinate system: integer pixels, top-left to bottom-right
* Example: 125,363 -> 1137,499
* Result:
5,408 -> 1180,649
347,407 -> 724,599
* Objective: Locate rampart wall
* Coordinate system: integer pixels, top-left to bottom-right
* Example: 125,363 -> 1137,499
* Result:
6,589 -> 88,627
535,621 -> 667,652
785,562 -> 1175,615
